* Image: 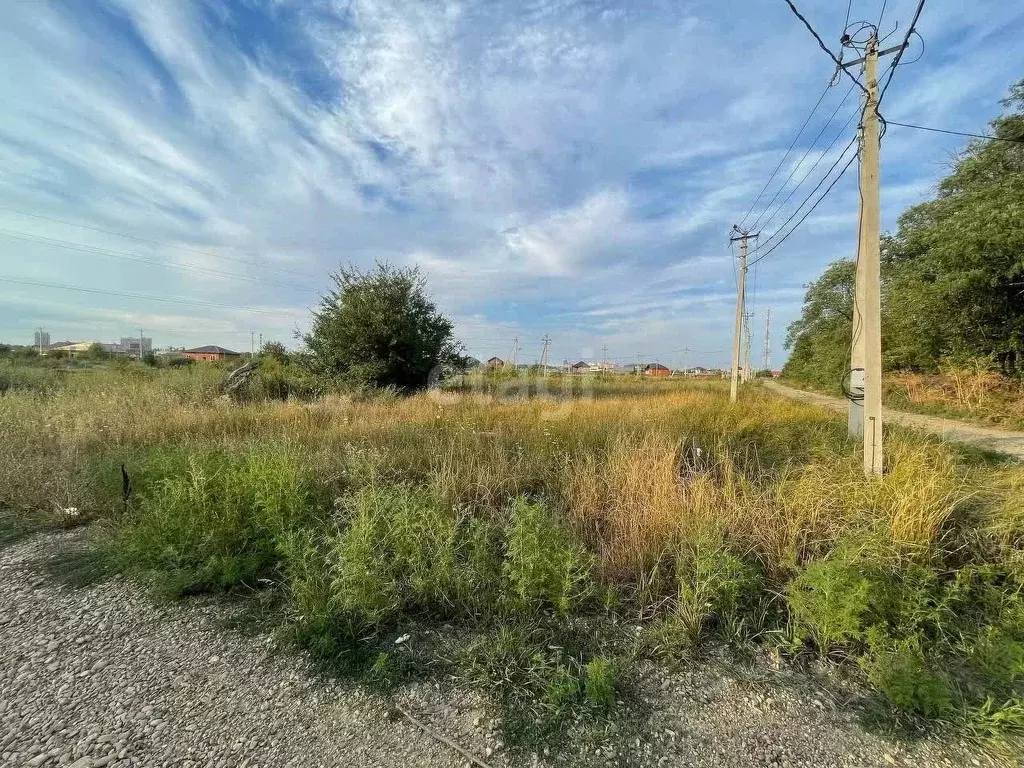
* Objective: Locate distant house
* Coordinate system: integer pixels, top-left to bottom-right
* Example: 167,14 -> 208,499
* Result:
182,345 -> 241,362
643,363 -> 671,377
485,356 -> 505,370
570,360 -> 591,373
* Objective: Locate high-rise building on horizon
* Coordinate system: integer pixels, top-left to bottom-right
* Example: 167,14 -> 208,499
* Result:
119,337 -> 153,357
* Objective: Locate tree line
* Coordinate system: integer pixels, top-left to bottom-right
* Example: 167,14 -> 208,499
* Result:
784,79 -> 1024,389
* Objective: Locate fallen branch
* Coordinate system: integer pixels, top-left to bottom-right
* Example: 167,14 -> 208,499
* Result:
394,704 -> 494,768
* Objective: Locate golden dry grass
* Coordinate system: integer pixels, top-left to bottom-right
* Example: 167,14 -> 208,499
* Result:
0,366 -> 1016,581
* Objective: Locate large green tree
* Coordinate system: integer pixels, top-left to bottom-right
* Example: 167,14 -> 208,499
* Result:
785,79 -> 1024,382
304,263 -> 466,391
883,80 -> 1024,375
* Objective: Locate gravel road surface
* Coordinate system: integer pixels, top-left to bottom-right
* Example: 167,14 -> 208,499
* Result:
1,530 -> 1011,768
764,381 -> 1024,460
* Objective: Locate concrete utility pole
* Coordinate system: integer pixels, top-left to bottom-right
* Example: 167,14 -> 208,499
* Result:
763,308 -> 772,373
510,335 -> 520,369
729,227 -> 755,403
602,343 -> 608,371
844,32 -> 899,476
138,329 -> 144,361
682,347 -> 690,377
742,312 -> 753,383
37,327 -> 44,356
250,331 -> 255,357
539,334 -> 551,376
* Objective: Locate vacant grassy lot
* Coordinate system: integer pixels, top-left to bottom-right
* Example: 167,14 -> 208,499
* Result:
2,362 -> 1023,753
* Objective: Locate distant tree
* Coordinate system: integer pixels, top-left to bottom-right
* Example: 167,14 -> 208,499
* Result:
303,263 -> 467,391
259,341 -> 289,364
142,352 -> 158,367
84,343 -> 110,361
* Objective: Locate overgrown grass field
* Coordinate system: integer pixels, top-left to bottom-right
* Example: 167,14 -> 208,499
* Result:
2,363 -> 1024,753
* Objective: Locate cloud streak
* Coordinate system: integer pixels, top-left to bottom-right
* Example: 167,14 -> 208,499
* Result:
0,0 -> 1020,367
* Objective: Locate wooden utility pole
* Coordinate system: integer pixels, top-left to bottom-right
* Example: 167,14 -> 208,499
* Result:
844,33 -> 898,476
539,334 -> 551,376
729,227 -> 753,403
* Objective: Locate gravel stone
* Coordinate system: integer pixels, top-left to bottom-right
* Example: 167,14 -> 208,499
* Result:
1,530 -> 1015,767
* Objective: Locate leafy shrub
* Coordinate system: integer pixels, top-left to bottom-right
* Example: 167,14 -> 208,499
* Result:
863,629 -> 953,717
583,657 -> 617,710
503,497 -> 595,617
322,485 -> 504,628
112,444 -> 321,594
788,555 -> 874,652
675,536 -> 761,644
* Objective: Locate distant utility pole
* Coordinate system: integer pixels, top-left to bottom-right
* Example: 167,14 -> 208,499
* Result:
259,332 -> 263,352
762,308 -> 772,373
139,329 -> 144,361
37,327 -> 45,356
250,331 -> 255,357
844,32 -> 899,476
682,347 -> 690,377
729,227 -> 756,402
510,335 -> 520,369
539,334 -> 551,376
602,343 -> 608,370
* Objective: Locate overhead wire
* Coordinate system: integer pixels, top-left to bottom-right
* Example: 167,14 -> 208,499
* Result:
747,146 -> 859,269
886,121 -> 1024,144
754,108 -> 861,245
780,0 -> 871,101
739,79 -> 835,229
749,82 -> 858,232
878,0 -> 926,105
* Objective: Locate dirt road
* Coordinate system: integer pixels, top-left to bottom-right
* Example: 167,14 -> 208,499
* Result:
764,381 -> 1024,460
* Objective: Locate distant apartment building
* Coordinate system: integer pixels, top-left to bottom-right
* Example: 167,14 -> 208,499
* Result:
119,337 -> 153,357
33,330 -> 50,349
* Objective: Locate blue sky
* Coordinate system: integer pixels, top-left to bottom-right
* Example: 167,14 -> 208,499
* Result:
1,0 -> 1021,368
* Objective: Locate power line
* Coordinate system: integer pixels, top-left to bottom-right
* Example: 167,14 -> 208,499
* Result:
0,206 -> 322,281
754,109 -> 861,242
779,0 -> 871,101
0,275 -> 307,318
748,148 -> 859,268
739,79 -> 835,229
886,120 -> 1024,144
878,0 -> 926,104
749,83 -> 858,232
0,228 -> 315,292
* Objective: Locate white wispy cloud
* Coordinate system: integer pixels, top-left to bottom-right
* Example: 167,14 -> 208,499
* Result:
0,0 -> 1019,366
